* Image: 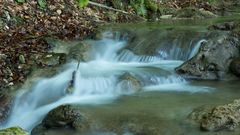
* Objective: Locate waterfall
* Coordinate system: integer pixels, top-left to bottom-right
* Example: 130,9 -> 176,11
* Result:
1,31 -> 212,131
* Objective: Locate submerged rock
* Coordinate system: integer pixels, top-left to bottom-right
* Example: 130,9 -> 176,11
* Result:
32,105 -> 90,135
187,105 -> 212,124
208,22 -> 237,31
0,127 -> 28,135
176,33 -> 240,80
117,73 -> 142,94
188,99 -> 240,131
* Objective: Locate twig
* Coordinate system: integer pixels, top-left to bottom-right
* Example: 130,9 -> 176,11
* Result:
77,59 -> 81,70
88,1 -> 129,14
88,1 -> 146,21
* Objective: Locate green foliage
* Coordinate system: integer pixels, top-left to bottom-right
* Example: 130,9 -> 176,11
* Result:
15,0 -> 25,3
130,0 -> 147,16
78,0 -> 89,8
111,0 -> 125,10
130,0 -> 159,16
38,0 -> 47,8
145,0 -> 158,12
207,0 -> 218,4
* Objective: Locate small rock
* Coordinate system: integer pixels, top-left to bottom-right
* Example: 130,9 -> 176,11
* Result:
160,15 -> 172,19
19,55 -> 25,64
8,82 -> 14,86
50,16 -> 57,20
56,9 -> 62,15
0,54 -> 7,60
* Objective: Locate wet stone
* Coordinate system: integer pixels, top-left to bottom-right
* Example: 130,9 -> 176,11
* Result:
19,55 -> 26,64
32,105 -> 91,135
188,99 -> 240,132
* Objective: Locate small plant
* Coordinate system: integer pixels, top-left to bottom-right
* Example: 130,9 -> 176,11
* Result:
15,0 -> 25,3
38,0 -> 47,8
207,0 -> 218,4
78,0 -> 89,8
130,0 -> 147,16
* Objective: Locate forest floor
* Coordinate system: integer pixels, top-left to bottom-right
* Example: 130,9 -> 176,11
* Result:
0,0 -> 239,92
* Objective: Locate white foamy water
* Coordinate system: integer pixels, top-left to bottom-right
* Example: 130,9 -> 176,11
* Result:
1,31 -> 212,131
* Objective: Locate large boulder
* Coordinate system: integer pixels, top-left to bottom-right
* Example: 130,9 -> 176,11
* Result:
0,127 -> 28,135
176,33 -> 240,80
32,105 -> 90,135
188,99 -> 240,131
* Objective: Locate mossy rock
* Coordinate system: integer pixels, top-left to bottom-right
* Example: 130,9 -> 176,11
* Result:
67,42 -> 91,62
0,127 -> 28,135
173,7 -> 217,19
32,105 -> 91,135
118,73 -> 142,93
42,105 -> 90,129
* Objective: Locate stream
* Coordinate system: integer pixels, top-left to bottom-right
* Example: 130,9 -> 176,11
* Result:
1,16 -> 240,135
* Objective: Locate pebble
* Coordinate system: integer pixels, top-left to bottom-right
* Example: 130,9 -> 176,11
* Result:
19,54 -> 26,64
57,9 -> 62,15
0,54 -> 7,60
8,82 -> 14,86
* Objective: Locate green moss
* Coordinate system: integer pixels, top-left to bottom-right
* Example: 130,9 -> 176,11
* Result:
0,127 -> 28,135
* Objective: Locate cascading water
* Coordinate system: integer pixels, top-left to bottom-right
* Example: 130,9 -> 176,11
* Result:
1,31 -> 212,132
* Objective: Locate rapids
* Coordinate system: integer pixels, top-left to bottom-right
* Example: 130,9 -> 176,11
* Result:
1,31 -> 213,132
